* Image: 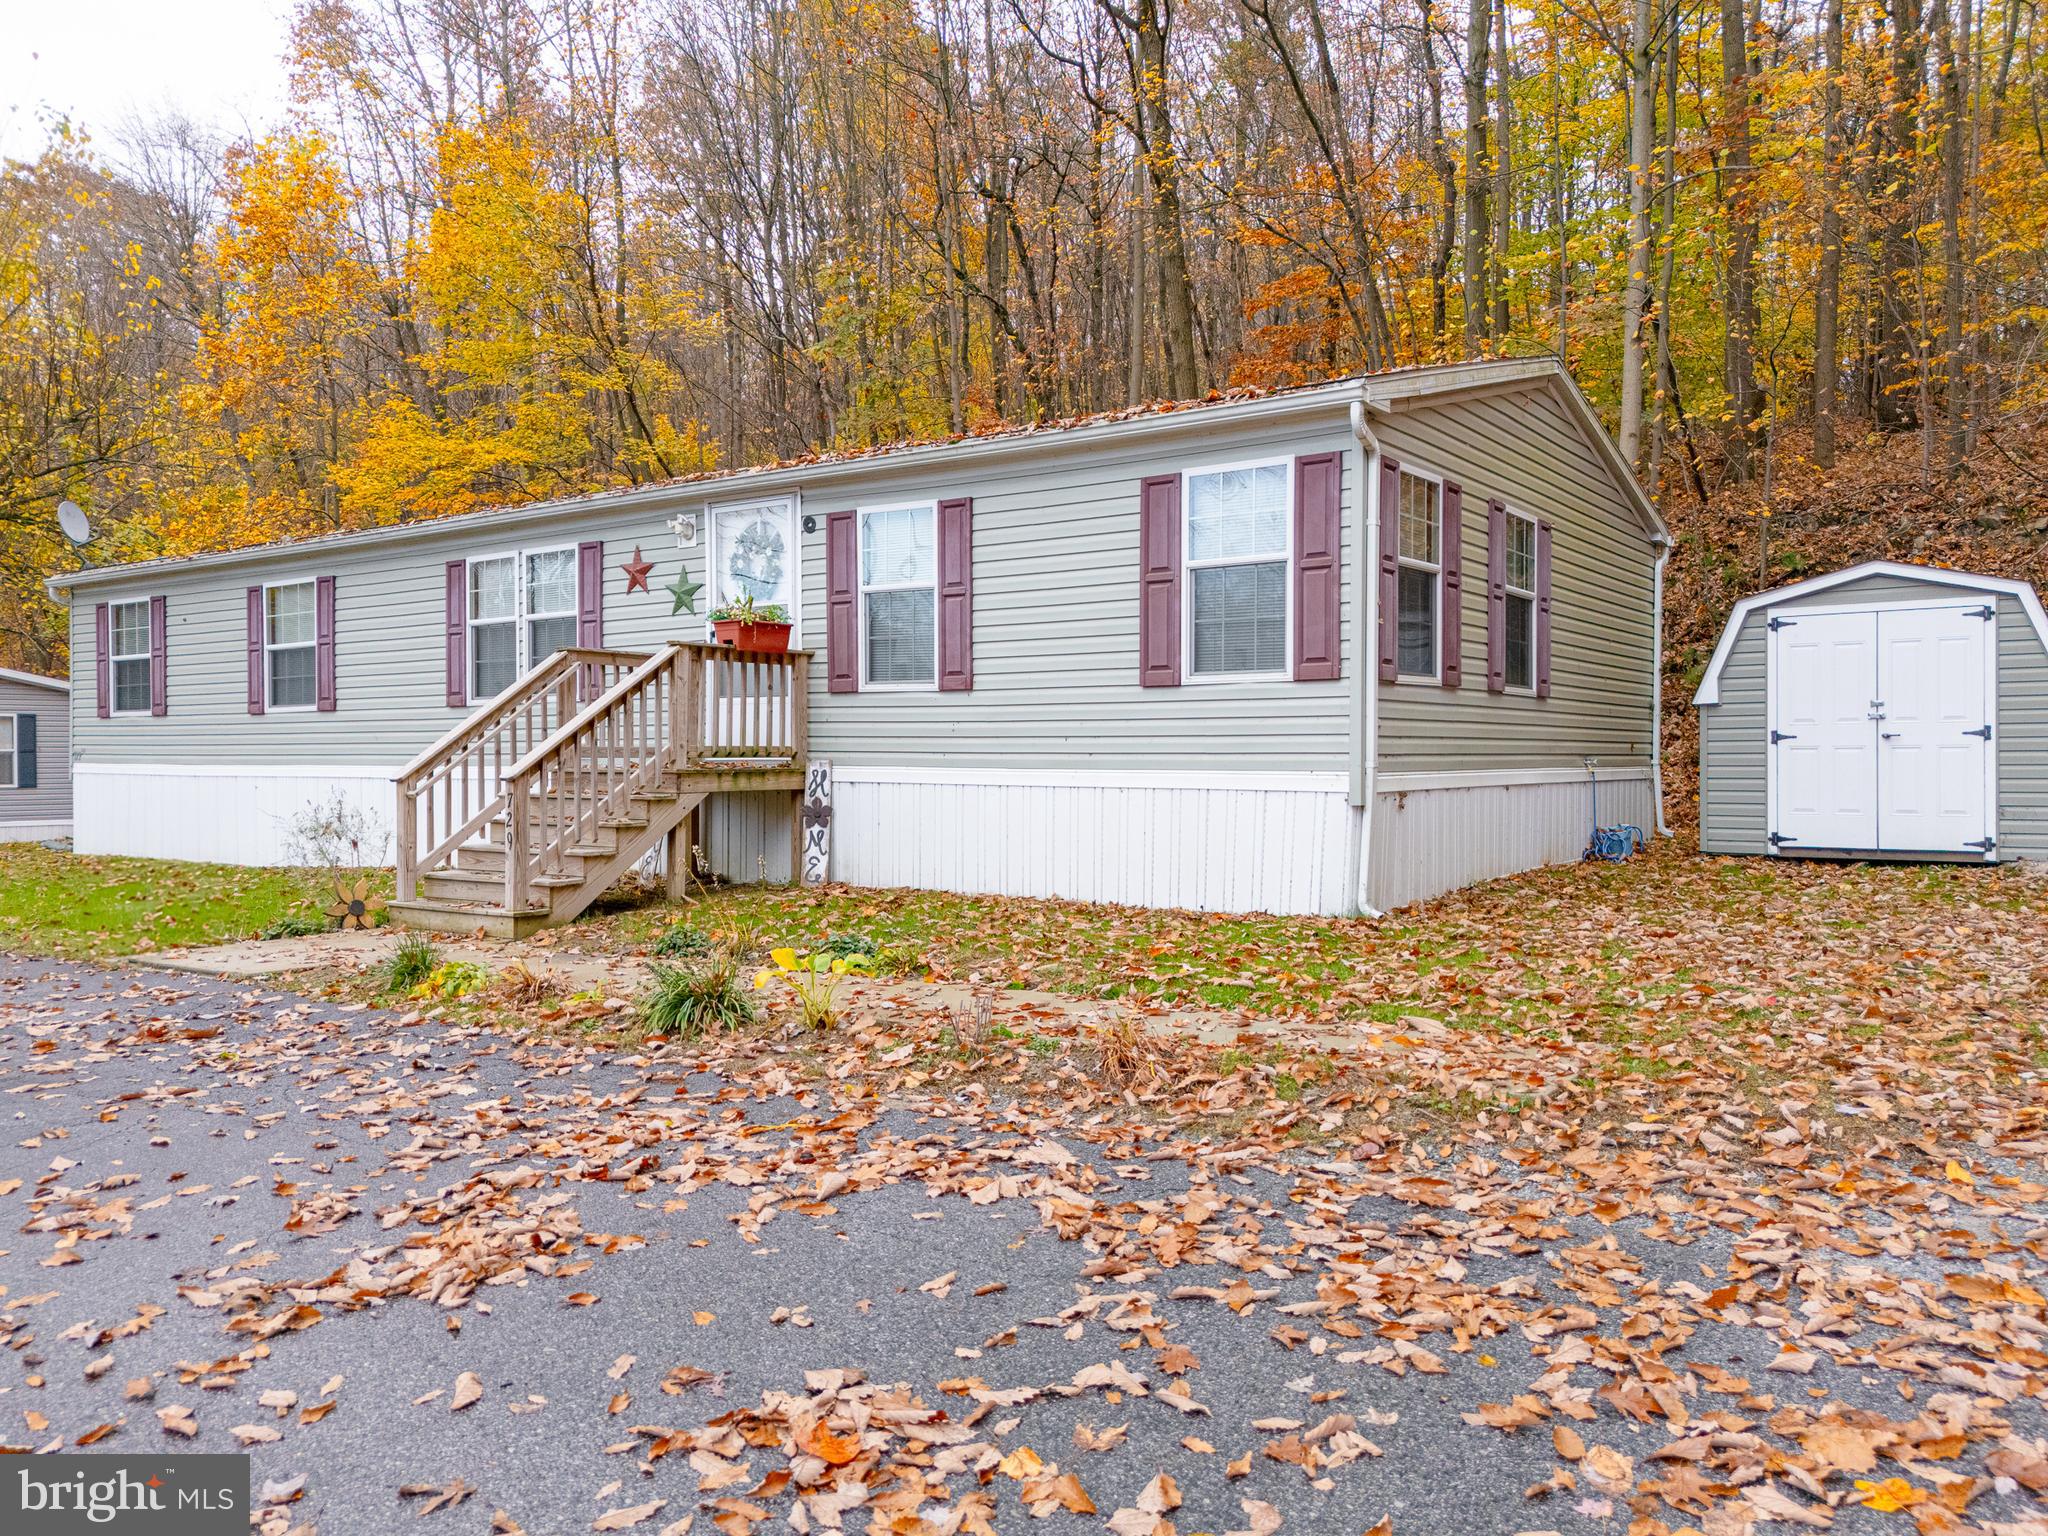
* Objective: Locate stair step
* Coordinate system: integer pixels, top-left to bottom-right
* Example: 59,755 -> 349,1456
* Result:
388,898 -> 553,941
531,873 -> 584,889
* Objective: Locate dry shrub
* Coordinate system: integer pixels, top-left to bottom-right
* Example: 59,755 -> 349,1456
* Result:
496,959 -> 560,1008
1093,1010 -> 1155,1089
950,992 -> 995,1057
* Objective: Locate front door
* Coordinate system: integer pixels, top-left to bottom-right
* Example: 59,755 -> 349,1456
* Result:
1875,605 -> 1993,851
1769,603 -> 1994,854
1771,610 -> 1880,851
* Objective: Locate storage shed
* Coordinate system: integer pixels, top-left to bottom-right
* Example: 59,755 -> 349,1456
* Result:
1694,561 -> 2048,862
0,667 -> 71,843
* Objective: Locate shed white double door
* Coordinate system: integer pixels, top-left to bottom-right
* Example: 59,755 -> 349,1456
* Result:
1770,603 -> 1995,854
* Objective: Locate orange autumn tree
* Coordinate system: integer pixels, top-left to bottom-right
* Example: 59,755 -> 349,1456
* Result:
337,119 -> 713,522
160,134 -> 379,552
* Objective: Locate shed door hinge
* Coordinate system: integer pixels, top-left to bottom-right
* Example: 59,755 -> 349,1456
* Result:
1965,724 -> 1992,740
1767,616 -> 1795,631
1769,832 -> 1799,847
1970,605 -> 1995,620
1770,730 -> 1797,744
1968,836 -> 1997,852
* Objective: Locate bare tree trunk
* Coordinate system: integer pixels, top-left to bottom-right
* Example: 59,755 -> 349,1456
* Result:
1720,0 -> 1763,478
1874,0 -> 1926,431
1932,0 -> 1969,473
1813,0 -> 1845,466
1491,0 -> 1513,338
1422,0 -> 1459,351
1128,154 -> 1149,403
1462,0 -> 1491,355
1618,0 -> 1659,466
1126,0 -> 1201,398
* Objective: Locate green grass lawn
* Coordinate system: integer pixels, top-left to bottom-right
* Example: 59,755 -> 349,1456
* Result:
0,844 -> 356,960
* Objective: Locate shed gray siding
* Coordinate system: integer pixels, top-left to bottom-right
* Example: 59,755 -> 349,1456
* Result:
1372,387 -> 1658,777
1697,571 -> 2048,859
66,412 -> 1360,777
0,677 -> 70,823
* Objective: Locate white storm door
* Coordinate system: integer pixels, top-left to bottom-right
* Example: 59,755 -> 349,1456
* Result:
1771,610 -> 1878,851
1875,605 -> 1994,853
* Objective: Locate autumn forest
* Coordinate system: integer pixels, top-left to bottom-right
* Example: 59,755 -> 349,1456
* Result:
3,0 -> 2043,677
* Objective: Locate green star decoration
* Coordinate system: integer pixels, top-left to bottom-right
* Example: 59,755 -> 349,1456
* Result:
665,571 -> 703,616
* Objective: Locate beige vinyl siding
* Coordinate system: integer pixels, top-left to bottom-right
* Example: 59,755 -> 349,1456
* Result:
1372,388 -> 1659,776
0,677 -> 70,821
800,420 -> 1358,771
66,414 -> 1360,776
1696,571 -> 2048,860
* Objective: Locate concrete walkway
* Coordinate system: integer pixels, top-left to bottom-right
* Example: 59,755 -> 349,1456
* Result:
129,928 -> 1375,1047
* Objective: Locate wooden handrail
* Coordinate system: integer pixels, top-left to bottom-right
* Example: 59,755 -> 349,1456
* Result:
395,648 -> 649,781
401,640 -> 811,913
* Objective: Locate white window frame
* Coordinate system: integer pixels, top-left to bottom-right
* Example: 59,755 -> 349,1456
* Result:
1180,456 -> 1294,684
109,598 -> 153,716
465,543 -> 579,703
263,578 -> 319,713
1501,507 -> 1539,695
856,501 -> 940,692
1394,464 -> 1445,683
0,713 -> 14,790
706,493 -> 802,645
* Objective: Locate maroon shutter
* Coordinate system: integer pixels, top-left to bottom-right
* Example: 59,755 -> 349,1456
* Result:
94,603 -> 109,718
1138,473 -> 1182,687
1486,499 -> 1508,693
444,560 -> 467,707
1536,520 -> 1554,699
1376,456 -> 1400,682
936,497 -> 974,691
148,595 -> 167,716
1439,480 -> 1463,688
1292,452 -> 1341,681
577,541 -> 604,648
315,575 -> 337,712
246,587 -> 265,715
826,511 -> 858,693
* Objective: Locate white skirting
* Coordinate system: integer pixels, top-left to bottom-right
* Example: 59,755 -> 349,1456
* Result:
707,767 -> 1359,916
0,819 -> 72,843
1367,770 -> 1655,911
74,763 -> 398,867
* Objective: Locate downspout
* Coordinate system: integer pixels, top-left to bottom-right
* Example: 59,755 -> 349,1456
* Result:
1350,398 -> 1386,918
1649,533 -> 1674,837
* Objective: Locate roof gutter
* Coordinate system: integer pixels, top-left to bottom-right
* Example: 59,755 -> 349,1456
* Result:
1649,532 -> 1673,837
46,381 -> 1370,597
1349,396 -> 1386,919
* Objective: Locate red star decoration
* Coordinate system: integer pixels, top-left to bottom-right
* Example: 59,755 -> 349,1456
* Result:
621,546 -> 654,593
148,1477 -> 164,1488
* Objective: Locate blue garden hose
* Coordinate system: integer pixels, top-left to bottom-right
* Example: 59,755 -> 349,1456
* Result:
1584,761 -> 1644,862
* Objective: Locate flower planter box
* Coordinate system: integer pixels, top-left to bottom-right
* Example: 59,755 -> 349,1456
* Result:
712,619 -> 793,653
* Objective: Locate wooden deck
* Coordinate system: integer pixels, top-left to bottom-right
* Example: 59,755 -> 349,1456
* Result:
391,643 -> 809,936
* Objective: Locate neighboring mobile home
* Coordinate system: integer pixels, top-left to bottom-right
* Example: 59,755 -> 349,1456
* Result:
0,668 -> 70,843
46,357 -> 1670,925
1694,561 -> 2048,863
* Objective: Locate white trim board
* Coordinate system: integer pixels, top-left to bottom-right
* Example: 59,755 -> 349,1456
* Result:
1694,561 -> 2048,705
0,667 -> 68,693
0,819 -> 73,843
76,761 -> 403,780
1377,766 -> 1652,793
827,765 -> 1349,794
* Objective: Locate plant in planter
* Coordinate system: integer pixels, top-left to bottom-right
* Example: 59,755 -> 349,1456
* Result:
707,596 -> 793,652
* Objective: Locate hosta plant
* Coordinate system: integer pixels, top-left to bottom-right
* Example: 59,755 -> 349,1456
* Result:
753,947 -> 871,1029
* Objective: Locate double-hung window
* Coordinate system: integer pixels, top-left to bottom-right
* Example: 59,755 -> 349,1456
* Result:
1396,470 -> 1441,679
265,581 -> 318,709
859,505 -> 937,687
1502,510 -> 1538,691
468,547 -> 577,701
0,715 -> 14,788
110,599 -> 152,714
1185,460 -> 1289,678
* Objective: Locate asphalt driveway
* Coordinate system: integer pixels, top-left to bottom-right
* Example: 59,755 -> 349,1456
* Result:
2,954 -> 2043,1535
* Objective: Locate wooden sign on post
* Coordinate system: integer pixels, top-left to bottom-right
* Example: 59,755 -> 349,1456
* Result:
800,759 -> 832,885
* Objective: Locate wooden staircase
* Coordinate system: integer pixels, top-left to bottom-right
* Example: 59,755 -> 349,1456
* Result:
391,643 -> 809,938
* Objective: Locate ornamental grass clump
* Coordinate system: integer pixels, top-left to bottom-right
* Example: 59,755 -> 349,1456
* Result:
639,959 -> 756,1038
383,932 -> 439,993
753,947 -> 872,1029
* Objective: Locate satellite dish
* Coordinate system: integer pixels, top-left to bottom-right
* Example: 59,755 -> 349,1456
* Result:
57,500 -> 91,546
